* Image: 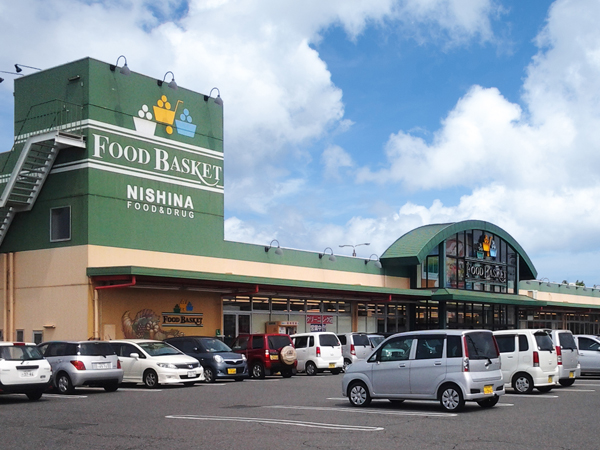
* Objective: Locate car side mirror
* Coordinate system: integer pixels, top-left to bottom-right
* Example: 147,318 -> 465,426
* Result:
130,352 -> 140,359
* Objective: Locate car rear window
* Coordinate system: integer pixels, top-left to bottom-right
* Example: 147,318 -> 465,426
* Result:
534,332 -> 554,351
200,338 -> 232,352
79,342 -> 116,356
465,332 -> 499,359
319,334 -> 340,347
0,345 -> 44,360
268,335 -> 292,350
352,334 -> 370,346
558,332 -> 577,350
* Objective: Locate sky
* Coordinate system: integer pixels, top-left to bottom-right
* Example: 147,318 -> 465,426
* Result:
1,0 -> 599,286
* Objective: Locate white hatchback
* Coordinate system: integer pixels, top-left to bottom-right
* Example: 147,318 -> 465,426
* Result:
0,342 -> 52,400
291,332 -> 344,375
110,340 -> 204,388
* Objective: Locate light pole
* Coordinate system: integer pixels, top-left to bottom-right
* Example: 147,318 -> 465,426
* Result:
339,243 -> 370,257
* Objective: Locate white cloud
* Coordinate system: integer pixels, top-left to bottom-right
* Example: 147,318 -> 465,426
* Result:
321,144 -> 355,180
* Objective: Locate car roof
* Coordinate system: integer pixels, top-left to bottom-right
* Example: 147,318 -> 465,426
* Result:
109,339 -> 165,344
0,342 -> 37,346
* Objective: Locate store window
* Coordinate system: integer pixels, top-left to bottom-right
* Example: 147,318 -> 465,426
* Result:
50,206 -> 71,242
33,331 -> 43,344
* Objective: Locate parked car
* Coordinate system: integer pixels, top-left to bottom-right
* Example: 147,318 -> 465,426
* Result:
109,339 -> 204,388
493,329 -> 558,394
545,329 -> 580,386
574,335 -> 600,375
164,336 -> 248,382
342,329 -> 504,412
0,342 -> 53,401
38,340 -> 123,394
337,332 -> 372,371
231,333 -> 297,378
292,332 -> 344,375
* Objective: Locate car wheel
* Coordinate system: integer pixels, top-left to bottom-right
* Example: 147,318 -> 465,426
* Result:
251,362 -> 265,379
26,390 -> 44,401
281,368 -> 293,378
143,369 -> 159,388
56,373 -> 74,395
476,396 -> 499,408
559,378 -> 575,387
305,361 -> 317,376
537,386 -> 553,393
348,381 -> 371,407
439,384 -> 465,412
204,367 -> 215,383
343,359 -> 351,372
330,368 -> 341,375
512,373 -> 534,394
103,382 -> 119,392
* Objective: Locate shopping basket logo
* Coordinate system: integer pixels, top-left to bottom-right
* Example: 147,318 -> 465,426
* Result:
133,94 -> 197,139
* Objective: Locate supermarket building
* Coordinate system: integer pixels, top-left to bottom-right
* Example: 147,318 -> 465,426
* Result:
1,57 -> 599,345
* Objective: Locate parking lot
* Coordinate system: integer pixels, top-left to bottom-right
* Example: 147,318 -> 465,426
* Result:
1,373 -> 597,450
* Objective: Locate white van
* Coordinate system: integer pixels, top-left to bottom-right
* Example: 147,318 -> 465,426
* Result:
291,332 -> 344,376
545,329 -> 580,386
342,329 -> 505,412
493,329 -> 558,393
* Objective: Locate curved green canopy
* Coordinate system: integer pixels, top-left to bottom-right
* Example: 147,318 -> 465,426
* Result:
381,220 -> 537,280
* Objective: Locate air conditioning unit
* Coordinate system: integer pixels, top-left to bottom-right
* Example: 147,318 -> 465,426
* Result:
527,290 -> 538,299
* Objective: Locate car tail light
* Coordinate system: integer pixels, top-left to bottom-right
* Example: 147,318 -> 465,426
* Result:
556,345 -> 562,365
13,342 -> 25,346
70,360 -> 86,370
316,346 -> 321,357
533,351 -> 540,367
350,344 -> 356,356
462,336 -> 469,372
492,336 -> 500,357
117,359 -> 122,369
462,357 -> 470,372
265,349 -> 270,359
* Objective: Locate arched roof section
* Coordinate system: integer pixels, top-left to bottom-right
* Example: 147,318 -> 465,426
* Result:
381,220 -> 537,280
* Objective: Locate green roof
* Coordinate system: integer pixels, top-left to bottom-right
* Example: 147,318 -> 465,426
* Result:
381,220 -> 537,279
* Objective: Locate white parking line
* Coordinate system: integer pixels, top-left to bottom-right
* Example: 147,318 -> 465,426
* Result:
557,389 -> 595,392
265,405 -> 457,418
166,415 -> 384,431
43,394 -> 88,399
503,394 -> 558,398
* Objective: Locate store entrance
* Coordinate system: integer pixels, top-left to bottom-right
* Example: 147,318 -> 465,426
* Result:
223,313 -> 250,347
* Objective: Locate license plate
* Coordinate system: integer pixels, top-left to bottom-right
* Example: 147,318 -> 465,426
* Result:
188,371 -> 196,378
483,385 -> 493,394
94,363 -> 110,369
20,370 -> 34,378
227,368 -> 236,375
328,363 -> 335,369
569,371 -> 574,378
270,354 -> 279,360
548,376 -> 553,383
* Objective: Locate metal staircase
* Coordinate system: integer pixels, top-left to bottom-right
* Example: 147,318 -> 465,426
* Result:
0,130 -> 86,246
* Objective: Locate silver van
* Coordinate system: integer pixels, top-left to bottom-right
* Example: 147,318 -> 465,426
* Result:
342,329 -> 504,412
545,329 -> 580,386
337,333 -> 372,370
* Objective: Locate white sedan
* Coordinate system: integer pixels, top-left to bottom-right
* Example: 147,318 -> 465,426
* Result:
109,340 -> 204,388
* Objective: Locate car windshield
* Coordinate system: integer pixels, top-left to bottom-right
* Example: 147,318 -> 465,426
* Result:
0,345 -> 44,360
353,334 -> 370,346
320,334 -> 340,347
534,332 -> 554,351
369,336 -> 385,347
465,332 -> 499,360
200,338 -> 232,352
79,342 -> 116,356
558,332 -> 577,350
139,342 -> 181,356
268,336 -> 291,350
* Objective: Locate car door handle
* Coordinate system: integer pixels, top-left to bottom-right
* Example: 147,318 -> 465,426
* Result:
399,363 -> 407,368
434,362 -> 442,366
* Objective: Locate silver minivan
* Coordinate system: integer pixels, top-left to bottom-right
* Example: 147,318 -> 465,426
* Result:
545,329 -> 580,386
342,329 -> 504,412
337,333 -> 372,370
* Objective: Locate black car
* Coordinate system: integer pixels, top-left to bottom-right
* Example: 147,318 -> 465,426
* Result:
164,336 -> 248,382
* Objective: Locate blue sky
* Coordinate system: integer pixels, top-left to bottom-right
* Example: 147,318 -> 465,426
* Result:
1,0 -> 600,286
